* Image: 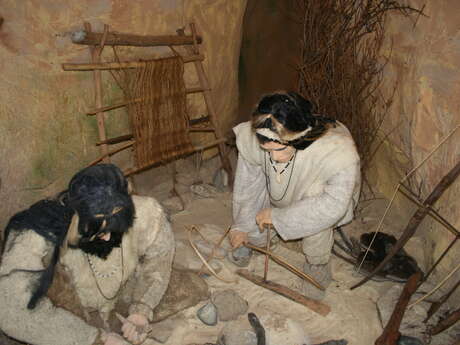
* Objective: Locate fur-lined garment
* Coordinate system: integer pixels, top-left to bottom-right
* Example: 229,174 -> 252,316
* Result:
0,196 -> 174,345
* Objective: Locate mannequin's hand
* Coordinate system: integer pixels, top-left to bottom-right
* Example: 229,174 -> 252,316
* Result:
228,230 -> 248,248
256,208 -> 272,232
121,313 -> 149,344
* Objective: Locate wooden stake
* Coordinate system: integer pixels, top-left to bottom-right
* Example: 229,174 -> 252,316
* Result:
263,225 -> 271,281
430,307 -> 460,335
375,272 -> 422,345
72,30 -> 202,47
246,243 -> 324,290
236,269 -> 331,317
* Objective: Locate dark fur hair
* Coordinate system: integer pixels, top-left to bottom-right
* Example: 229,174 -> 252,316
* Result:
2,163 -> 135,309
252,91 -> 336,150
2,198 -> 74,309
66,164 -> 135,258
358,232 -> 421,280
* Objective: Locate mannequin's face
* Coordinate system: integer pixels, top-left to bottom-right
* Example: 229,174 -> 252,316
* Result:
260,141 -> 295,163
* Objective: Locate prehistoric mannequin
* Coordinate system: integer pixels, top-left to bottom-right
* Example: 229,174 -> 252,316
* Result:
0,164 -> 175,345
229,91 -> 361,300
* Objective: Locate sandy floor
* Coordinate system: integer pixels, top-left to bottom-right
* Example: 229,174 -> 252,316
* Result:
144,191 -> 384,345
133,160 -> 459,345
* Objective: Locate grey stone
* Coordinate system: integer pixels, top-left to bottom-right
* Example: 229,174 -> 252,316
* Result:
212,290 -> 248,321
190,183 -> 219,198
216,319 -> 257,345
197,302 -> 218,326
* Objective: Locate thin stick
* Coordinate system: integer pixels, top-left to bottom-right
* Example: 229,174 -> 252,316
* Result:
422,236 -> 459,284
246,243 -> 324,290
188,226 -> 237,283
355,125 -> 460,281
430,306 -> 460,335
356,184 -> 400,273
352,159 -> 460,290
197,226 -> 231,275
408,260 -> 460,308
402,124 -> 459,183
263,225 -> 271,281
399,184 -> 460,237
425,278 -> 460,323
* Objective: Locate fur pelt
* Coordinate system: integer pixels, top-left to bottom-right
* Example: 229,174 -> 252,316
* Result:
357,232 -> 422,280
2,164 -> 135,310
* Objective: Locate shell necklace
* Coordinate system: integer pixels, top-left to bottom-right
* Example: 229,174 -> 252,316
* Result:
269,153 -> 295,183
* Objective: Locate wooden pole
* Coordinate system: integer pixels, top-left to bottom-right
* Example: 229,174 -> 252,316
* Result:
177,24 -> 234,186
352,160 -> 460,289
96,134 -> 133,146
236,269 -> 331,317
71,30 -> 203,47
88,141 -> 134,166
375,272 -> 422,345
85,22 -> 109,162
63,54 -> 204,71
424,278 -> 460,323
430,307 -> 460,335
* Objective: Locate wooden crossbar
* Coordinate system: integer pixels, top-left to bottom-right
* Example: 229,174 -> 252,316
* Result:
71,30 -> 203,47
62,54 -> 204,71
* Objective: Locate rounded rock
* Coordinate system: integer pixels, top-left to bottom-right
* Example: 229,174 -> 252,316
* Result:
197,302 -> 218,326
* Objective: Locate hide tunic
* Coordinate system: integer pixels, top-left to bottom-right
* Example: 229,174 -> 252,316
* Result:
232,121 -> 361,263
0,195 -> 174,345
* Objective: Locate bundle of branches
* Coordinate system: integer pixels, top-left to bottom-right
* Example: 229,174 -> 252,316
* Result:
295,0 -> 422,178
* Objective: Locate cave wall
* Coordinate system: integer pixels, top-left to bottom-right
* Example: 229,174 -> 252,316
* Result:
370,0 -> 460,301
0,0 -> 246,229
238,0 -> 300,123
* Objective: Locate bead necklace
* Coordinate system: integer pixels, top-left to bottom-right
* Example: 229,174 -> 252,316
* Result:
86,245 -> 124,300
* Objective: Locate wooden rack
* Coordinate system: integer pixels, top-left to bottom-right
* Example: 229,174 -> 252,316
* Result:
63,22 -> 232,180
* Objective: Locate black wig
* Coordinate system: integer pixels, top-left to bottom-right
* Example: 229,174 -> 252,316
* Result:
2,163 -> 134,309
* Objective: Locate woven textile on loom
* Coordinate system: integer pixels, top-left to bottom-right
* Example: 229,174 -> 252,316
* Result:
123,56 -> 194,168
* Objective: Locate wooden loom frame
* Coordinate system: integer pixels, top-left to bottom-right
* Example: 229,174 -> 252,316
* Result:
62,22 -> 233,180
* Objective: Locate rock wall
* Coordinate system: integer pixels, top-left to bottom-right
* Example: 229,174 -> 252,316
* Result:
0,0 -> 246,229
369,0 -> 460,303
238,0 -> 300,123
